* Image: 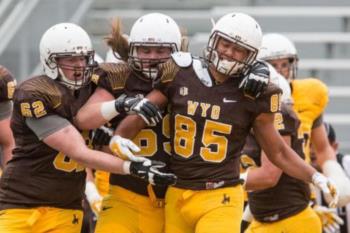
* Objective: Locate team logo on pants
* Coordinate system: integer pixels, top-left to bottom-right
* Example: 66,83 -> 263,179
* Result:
222,194 -> 230,204
72,214 -> 79,225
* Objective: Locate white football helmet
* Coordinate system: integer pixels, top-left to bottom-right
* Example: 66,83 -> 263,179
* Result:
205,12 -> 262,77
268,63 -> 292,104
258,33 -> 298,81
39,23 -> 95,89
128,13 -> 181,80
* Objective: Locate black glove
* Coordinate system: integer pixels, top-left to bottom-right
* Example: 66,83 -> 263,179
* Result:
114,94 -> 163,126
92,125 -> 113,148
127,160 -> 177,186
239,60 -> 270,98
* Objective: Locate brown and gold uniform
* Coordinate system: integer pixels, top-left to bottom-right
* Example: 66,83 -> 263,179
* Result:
291,78 -> 328,162
0,65 -> 16,174
243,103 -> 321,233
0,75 -> 95,233
92,63 -> 170,233
0,65 -> 16,120
154,56 -> 281,233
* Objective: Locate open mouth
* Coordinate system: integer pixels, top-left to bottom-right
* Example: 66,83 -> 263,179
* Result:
73,71 -> 83,80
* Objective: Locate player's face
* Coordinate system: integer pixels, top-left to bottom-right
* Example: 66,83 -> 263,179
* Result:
216,37 -> 249,62
136,46 -> 172,67
56,56 -> 87,81
268,58 -> 291,81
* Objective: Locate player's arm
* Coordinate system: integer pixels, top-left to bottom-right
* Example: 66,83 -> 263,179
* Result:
243,135 -> 290,191
115,89 -> 168,137
312,123 -> 350,207
253,113 -> 338,207
75,87 -> 114,129
75,87 -> 161,130
0,100 -> 14,167
36,116 -> 125,173
111,89 -> 168,159
311,122 -> 336,166
254,113 -> 315,182
25,114 -> 175,185
75,66 -> 124,129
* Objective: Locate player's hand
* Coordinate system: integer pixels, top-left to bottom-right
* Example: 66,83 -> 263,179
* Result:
239,60 -> 269,99
109,135 -> 147,162
123,160 -> 177,186
92,125 -> 113,147
312,172 -> 339,208
85,181 -> 103,218
114,94 -> 162,126
314,205 -> 344,233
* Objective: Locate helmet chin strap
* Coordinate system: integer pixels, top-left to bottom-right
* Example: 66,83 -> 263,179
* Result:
217,59 -> 242,76
57,68 -> 82,90
142,68 -> 158,81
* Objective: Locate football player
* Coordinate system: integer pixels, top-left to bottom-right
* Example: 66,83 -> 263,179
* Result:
75,13 -> 268,233
113,13 -> 338,233
0,23 -> 175,233
0,65 -> 15,170
74,13 -> 183,233
258,33 -> 350,207
241,67 -> 322,233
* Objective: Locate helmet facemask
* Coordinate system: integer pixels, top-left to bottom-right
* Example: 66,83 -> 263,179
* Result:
47,51 -> 96,90
288,56 -> 298,81
266,55 -> 298,81
128,42 -> 177,81
204,31 -> 258,77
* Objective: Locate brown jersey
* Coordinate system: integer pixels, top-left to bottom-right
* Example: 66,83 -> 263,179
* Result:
243,103 -> 310,222
93,63 -> 170,198
0,65 -> 16,102
0,75 -> 95,210
155,57 -> 282,190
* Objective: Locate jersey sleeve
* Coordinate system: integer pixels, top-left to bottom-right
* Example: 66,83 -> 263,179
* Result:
14,77 -> 61,119
154,59 -> 180,97
255,82 -> 282,115
26,114 -> 71,140
92,63 -> 130,97
0,65 -> 16,101
277,103 -> 300,136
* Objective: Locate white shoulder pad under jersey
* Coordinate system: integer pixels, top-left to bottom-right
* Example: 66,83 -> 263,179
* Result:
171,52 -> 193,68
193,58 -> 212,87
